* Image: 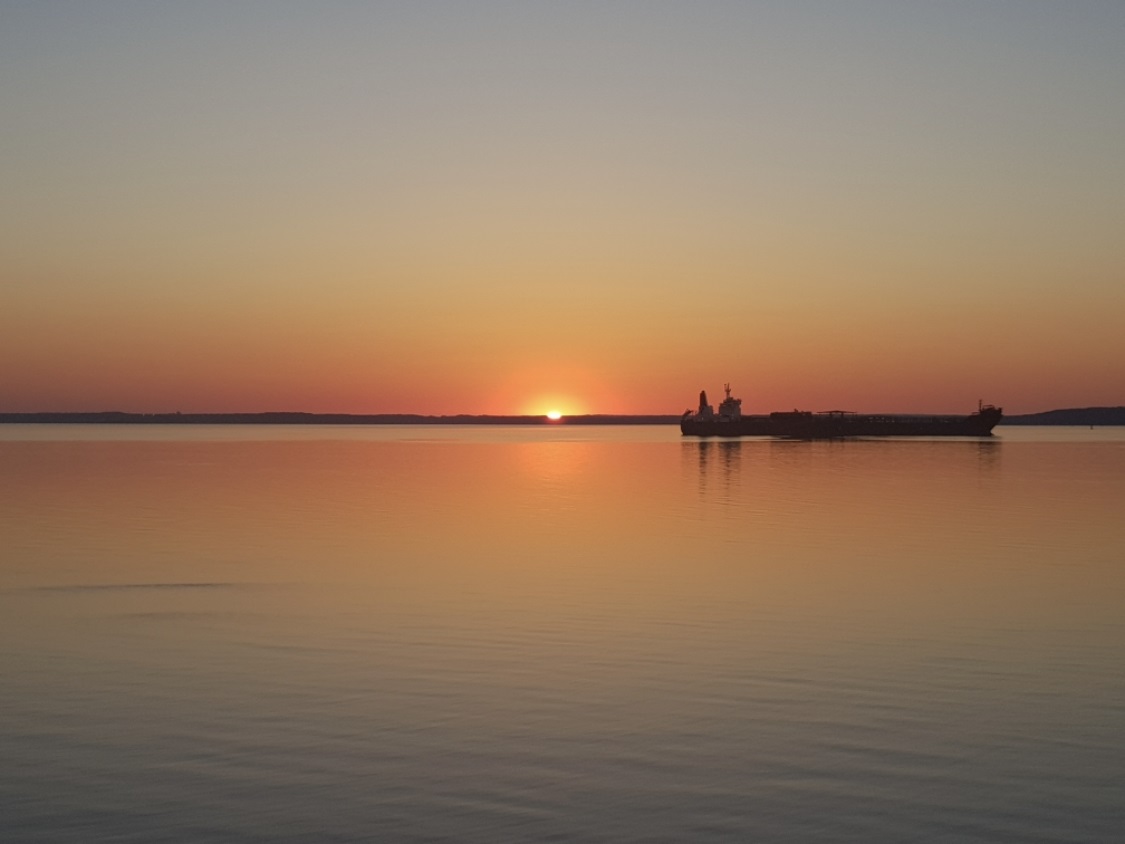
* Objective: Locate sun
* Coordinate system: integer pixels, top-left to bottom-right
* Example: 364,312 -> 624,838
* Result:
545,410 -> 563,421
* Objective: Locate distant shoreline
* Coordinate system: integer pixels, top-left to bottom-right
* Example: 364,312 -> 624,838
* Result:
0,412 -> 680,426
2,408 -> 1123,426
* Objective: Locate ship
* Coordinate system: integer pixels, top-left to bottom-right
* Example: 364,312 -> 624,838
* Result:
680,384 -> 1003,438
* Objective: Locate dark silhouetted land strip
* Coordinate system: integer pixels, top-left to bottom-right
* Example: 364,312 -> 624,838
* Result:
1000,407 -> 1125,426
3,408 -> 1123,425
0,412 -> 681,425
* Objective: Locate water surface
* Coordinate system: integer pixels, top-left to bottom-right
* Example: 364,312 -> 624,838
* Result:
2,425 -> 1123,842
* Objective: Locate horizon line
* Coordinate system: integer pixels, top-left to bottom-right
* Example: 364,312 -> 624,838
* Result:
2,407 -> 1123,425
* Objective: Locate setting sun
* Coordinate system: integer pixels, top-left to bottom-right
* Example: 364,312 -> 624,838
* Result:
546,410 -> 562,421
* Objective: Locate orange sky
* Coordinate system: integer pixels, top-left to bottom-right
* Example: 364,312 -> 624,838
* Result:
3,3 -> 1123,415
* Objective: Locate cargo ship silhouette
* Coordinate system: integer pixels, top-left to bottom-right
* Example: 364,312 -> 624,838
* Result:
681,384 -> 1002,438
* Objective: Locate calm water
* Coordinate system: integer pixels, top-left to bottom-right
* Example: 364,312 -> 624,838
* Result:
2,425 -> 1123,843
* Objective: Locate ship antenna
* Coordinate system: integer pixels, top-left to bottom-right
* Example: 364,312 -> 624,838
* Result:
724,382 -> 731,399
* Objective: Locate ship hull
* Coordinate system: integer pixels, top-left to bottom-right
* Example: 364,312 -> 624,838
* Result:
680,408 -> 1003,438
680,415 -> 774,437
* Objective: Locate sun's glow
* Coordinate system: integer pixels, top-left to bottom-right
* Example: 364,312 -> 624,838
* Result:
546,410 -> 563,421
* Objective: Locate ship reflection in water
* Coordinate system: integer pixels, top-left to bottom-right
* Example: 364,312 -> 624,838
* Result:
685,432 -> 1002,515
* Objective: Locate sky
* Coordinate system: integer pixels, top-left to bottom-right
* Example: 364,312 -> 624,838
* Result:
2,1 -> 1123,416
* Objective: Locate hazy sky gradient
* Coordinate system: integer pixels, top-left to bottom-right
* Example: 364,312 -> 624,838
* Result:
3,1 -> 1123,414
